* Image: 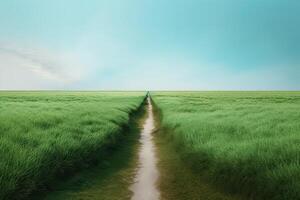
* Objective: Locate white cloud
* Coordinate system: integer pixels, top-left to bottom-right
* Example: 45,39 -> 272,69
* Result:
0,42 -> 87,90
1,40 -> 298,90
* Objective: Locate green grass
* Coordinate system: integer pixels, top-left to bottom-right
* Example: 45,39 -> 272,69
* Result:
34,99 -> 147,200
0,91 -> 145,200
153,102 -> 244,200
152,91 -> 300,200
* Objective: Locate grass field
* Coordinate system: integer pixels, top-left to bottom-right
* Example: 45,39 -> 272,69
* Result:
0,91 -> 145,199
152,91 -> 300,200
35,99 -> 147,200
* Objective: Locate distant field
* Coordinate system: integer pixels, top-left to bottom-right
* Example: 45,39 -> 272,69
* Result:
0,92 -> 145,199
152,91 -> 300,200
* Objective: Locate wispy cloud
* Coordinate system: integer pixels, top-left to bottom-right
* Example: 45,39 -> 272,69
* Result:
0,42 -> 87,89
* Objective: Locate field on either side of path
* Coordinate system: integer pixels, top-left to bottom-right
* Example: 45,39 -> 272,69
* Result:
0,92 -> 145,200
152,91 -> 300,200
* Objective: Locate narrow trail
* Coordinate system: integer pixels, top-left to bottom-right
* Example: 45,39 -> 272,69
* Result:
130,97 -> 160,200
31,96 -> 245,200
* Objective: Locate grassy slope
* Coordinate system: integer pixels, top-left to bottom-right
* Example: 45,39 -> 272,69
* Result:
152,91 -> 300,200
0,91 -> 145,200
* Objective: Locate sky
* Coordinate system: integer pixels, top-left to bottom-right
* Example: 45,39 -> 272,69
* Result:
0,0 -> 299,90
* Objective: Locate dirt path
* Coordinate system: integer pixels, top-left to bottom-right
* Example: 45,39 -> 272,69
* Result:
130,96 -> 160,200
32,97 -> 247,200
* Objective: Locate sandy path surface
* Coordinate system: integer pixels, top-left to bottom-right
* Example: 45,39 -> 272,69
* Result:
130,97 -> 160,200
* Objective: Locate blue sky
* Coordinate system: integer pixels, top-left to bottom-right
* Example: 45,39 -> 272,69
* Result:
0,0 -> 299,90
